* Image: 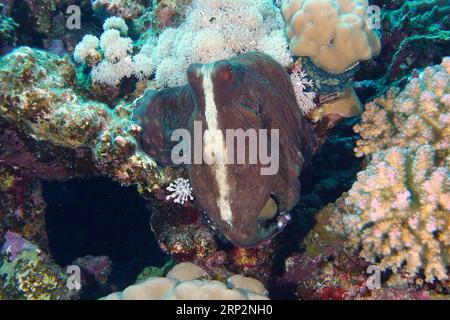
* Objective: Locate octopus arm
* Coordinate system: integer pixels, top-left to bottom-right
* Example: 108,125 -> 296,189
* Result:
133,86 -> 196,166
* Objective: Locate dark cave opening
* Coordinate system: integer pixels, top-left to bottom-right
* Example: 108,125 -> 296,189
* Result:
43,177 -> 168,299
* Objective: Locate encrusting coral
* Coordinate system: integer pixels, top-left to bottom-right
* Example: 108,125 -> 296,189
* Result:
281,0 -> 381,74
0,47 -> 176,194
330,58 -> 450,283
92,0 -> 146,20
101,262 -> 269,300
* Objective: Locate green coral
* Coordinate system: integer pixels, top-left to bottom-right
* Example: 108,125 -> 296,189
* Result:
135,260 -> 174,283
0,247 -> 70,300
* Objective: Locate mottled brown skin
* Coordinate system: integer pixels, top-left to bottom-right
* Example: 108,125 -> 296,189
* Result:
134,52 -> 313,247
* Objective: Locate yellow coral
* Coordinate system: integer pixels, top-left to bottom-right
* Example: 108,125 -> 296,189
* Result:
0,170 -> 15,192
101,262 -> 269,300
281,0 -> 381,74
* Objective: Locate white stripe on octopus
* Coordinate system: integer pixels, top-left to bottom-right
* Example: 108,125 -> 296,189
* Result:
201,64 -> 233,227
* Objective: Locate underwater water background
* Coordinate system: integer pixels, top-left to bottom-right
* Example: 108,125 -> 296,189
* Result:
0,0 -> 449,300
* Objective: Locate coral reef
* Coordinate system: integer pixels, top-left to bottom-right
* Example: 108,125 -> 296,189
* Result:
354,58 -> 449,157
92,0 -> 147,20
354,0 -> 450,101
0,231 -> 75,299
0,47 -> 176,194
101,261 -> 269,300
330,59 -> 450,282
0,2 -> 18,53
281,0 -> 381,74
335,146 -> 449,282
0,165 -> 48,250
151,0 -> 192,31
290,61 -> 317,114
72,255 -> 112,286
0,0 -> 447,301
148,0 -> 292,88
74,17 -> 154,88
276,204 -> 446,299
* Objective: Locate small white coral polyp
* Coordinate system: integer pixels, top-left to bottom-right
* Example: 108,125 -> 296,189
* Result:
290,64 -> 316,114
166,178 -> 194,205
150,0 -> 292,88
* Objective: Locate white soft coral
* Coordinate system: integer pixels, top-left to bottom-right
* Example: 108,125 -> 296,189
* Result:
166,178 -> 194,205
290,65 -> 316,114
74,16 -> 155,87
150,0 -> 292,88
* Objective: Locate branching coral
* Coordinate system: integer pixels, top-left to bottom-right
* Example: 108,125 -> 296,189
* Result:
337,146 -> 449,282
0,47 -> 175,194
331,58 -> 450,282
281,0 -> 381,74
149,0 -> 292,88
354,58 -> 450,157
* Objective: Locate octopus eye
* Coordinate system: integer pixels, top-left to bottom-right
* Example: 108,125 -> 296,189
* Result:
213,60 -> 233,83
187,63 -> 203,89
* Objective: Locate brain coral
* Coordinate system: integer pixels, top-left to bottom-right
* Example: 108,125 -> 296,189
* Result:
332,58 -> 450,282
281,0 -> 381,74
101,262 -> 269,300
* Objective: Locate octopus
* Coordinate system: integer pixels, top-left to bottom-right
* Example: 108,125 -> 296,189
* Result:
133,52 -> 314,247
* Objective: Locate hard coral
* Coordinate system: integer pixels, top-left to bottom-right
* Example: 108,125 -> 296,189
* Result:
354,58 -> 450,157
337,146 -> 449,282
74,17 -> 154,88
281,0 -> 381,74
356,0 -> 450,96
331,59 -> 450,282
0,231 -> 75,300
101,262 -> 269,300
92,0 -> 146,20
